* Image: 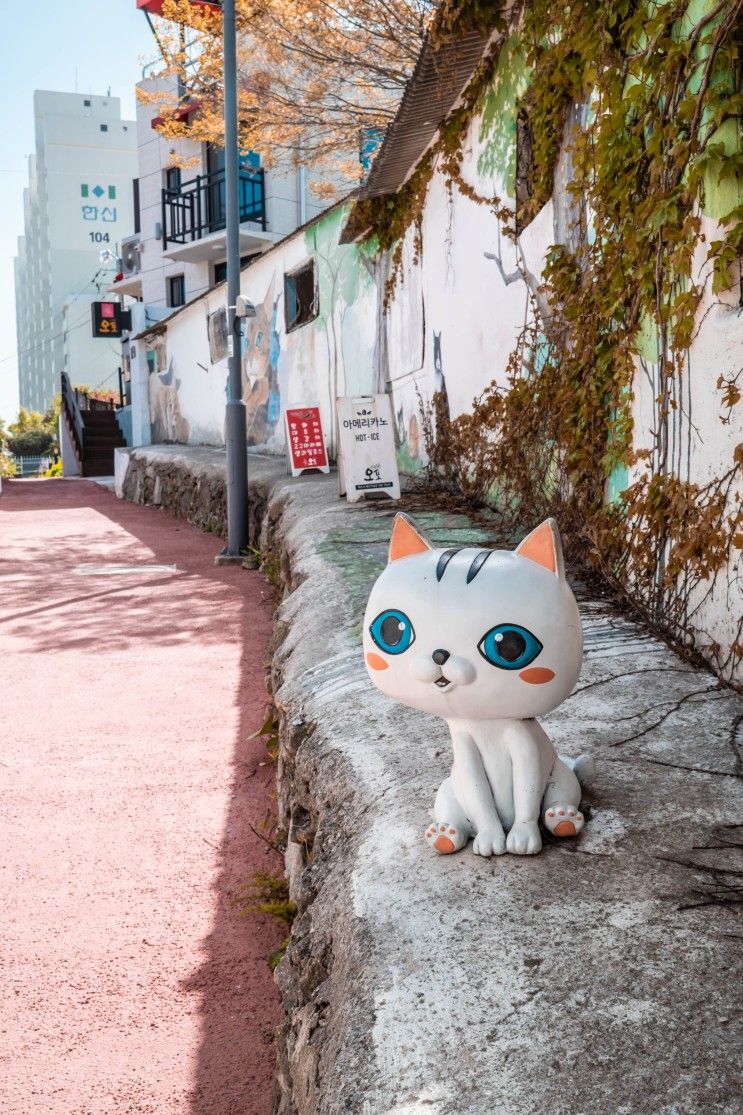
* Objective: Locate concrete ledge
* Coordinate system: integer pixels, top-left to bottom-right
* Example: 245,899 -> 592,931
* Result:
121,445 -> 743,1115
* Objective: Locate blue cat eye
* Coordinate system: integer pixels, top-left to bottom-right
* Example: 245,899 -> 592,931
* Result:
478,623 -> 543,671
370,609 -> 415,655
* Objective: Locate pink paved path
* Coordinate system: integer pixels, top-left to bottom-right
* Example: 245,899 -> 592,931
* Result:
1,479 -> 282,1115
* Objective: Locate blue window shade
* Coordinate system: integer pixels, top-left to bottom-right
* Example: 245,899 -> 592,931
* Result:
240,149 -> 261,171
285,277 -> 299,330
360,126 -> 385,179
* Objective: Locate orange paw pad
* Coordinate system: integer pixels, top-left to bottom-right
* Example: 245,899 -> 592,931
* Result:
433,835 -> 457,854
553,820 -> 577,837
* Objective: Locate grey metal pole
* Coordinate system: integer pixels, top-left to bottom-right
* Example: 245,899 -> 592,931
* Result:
222,0 -> 248,557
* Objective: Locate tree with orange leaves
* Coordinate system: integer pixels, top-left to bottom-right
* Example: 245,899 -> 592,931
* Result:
141,0 -> 435,194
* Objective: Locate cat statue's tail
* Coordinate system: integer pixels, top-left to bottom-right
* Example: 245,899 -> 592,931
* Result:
562,753 -> 597,787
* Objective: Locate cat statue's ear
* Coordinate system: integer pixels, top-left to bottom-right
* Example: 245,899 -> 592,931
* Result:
388,513 -> 431,563
516,518 -> 565,579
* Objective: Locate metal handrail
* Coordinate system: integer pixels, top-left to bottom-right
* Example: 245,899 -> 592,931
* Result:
61,372 -> 84,461
161,166 -> 266,247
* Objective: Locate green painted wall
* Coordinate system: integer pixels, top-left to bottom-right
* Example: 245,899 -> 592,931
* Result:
476,34 -> 530,188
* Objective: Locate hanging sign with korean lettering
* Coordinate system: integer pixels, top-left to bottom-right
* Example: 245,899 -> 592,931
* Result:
285,405 -> 330,477
91,301 -> 123,338
336,394 -> 401,503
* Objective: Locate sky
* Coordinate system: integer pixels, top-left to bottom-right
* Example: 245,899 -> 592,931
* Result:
0,0 -> 159,423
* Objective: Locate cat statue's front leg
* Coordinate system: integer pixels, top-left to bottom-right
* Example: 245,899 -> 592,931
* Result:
425,731 -> 506,856
504,720 -> 550,855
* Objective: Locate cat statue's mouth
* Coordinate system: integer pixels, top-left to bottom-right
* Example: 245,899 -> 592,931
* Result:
435,675 -> 452,690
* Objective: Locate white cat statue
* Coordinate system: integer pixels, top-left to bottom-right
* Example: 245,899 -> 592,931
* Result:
363,514 -> 595,856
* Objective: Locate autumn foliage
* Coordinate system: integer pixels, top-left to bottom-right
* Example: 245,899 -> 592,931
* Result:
142,0 -> 435,192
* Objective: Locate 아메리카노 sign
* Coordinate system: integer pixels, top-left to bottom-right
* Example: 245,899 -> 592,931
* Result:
285,406 -> 330,477
336,395 -> 400,503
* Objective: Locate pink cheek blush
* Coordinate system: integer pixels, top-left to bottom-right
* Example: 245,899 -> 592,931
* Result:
519,667 -> 556,684
366,652 -> 389,671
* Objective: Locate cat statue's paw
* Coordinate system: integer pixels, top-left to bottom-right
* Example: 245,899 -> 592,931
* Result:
506,820 -> 542,855
472,827 -> 506,857
425,821 -> 468,855
544,804 -> 584,837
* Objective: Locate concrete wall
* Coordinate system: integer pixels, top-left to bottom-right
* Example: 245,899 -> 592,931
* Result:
140,203 -> 378,453
375,32 -> 743,683
136,31 -> 741,681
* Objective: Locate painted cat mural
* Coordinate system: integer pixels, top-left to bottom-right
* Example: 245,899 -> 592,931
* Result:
241,279 -> 281,445
363,514 -> 595,856
150,358 -> 190,444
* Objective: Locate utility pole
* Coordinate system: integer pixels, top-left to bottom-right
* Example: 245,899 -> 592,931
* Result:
219,0 -> 249,561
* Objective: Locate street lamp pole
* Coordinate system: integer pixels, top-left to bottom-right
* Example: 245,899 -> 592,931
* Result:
220,0 -> 248,559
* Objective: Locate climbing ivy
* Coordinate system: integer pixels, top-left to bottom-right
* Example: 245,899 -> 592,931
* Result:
352,0 -> 743,683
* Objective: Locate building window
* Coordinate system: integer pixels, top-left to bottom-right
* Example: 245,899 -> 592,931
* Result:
84,99 -> 91,107
165,166 -> 181,193
133,179 -> 140,234
212,254 -> 256,286
284,260 -> 317,332
100,124 -> 108,132
167,274 -> 185,308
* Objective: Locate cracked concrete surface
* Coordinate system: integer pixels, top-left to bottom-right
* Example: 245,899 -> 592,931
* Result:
121,446 -> 743,1115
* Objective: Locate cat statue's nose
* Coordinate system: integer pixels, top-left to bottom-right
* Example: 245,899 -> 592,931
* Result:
432,649 -> 450,665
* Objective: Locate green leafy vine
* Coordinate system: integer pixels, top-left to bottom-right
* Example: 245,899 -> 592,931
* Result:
351,0 -> 743,683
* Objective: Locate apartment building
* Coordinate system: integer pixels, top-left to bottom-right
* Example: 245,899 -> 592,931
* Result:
14,91 -> 137,412
109,73 -> 329,315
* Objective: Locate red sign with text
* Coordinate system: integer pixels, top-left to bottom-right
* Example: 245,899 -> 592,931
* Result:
285,406 -> 329,476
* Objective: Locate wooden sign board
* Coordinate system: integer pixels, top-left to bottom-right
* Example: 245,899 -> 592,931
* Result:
336,394 -> 401,503
285,405 -> 330,477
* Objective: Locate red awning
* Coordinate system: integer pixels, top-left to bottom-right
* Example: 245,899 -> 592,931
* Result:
151,99 -> 202,130
137,0 -> 220,17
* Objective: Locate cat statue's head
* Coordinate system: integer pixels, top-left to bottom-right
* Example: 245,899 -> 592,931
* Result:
363,515 -> 582,720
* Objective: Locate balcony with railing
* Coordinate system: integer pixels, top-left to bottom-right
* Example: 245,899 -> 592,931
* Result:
161,167 -> 270,263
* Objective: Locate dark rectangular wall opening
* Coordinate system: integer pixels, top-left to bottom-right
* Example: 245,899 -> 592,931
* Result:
284,261 -> 317,332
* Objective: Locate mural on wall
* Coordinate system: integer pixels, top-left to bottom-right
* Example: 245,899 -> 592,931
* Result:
433,331 -> 450,415
150,356 -> 190,444
305,205 -> 376,450
393,328 -> 453,475
241,278 -> 281,446
208,307 -> 228,364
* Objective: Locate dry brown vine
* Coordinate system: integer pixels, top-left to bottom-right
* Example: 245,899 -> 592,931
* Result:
359,0 -> 743,685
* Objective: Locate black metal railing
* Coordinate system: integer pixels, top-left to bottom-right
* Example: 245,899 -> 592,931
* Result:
61,373 -> 117,464
61,372 -> 84,462
161,167 -> 266,247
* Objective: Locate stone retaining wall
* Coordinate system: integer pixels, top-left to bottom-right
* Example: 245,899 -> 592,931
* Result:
120,445 -> 743,1115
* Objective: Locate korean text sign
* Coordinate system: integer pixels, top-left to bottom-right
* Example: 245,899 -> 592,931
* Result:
336,395 -> 400,503
91,301 -> 123,338
285,406 -> 330,477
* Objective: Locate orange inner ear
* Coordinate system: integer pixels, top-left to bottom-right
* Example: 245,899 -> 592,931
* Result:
389,514 -> 430,562
517,521 -> 557,573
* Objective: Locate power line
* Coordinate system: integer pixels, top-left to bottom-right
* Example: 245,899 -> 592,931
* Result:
0,268 -> 116,367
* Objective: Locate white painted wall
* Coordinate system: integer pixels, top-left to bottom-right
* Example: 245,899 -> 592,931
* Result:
139,203 -> 377,453
375,62 -> 742,684
135,48 -> 742,683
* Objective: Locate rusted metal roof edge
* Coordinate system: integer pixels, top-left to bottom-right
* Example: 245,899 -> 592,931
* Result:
338,24 -> 500,245
360,28 -> 492,201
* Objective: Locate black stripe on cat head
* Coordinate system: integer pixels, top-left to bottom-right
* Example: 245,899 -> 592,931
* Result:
435,548 -> 462,581
466,550 -> 492,584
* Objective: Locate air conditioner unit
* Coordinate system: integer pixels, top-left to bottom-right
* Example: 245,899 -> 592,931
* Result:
121,234 -> 142,276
